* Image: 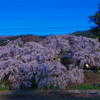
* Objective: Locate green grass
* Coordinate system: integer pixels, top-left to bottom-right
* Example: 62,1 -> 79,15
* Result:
0,87 -> 8,91
0,81 -> 12,91
43,85 -> 61,90
75,84 -> 100,90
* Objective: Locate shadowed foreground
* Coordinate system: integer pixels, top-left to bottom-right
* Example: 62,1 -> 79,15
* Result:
0,90 -> 100,100
0,97 -> 100,100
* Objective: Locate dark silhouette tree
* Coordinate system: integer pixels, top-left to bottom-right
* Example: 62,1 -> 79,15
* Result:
89,4 -> 100,37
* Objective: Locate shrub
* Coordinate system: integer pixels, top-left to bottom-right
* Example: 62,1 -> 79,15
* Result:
61,57 -> 76,70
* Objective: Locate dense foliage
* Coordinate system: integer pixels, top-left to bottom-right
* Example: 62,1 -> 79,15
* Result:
0,34 -> 100,89
89,4 -> 100,37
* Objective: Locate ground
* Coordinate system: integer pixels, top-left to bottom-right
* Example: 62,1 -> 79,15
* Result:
67,70 -> 100,89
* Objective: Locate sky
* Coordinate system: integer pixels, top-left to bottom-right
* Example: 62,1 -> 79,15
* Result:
0,0 -> 100,36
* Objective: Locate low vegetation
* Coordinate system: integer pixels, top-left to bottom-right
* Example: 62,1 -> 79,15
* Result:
75,84 -> 100,90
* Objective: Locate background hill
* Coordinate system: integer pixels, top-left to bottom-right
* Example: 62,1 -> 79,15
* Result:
0,35 -> 14,39
71,30 -> 95,38
0,34 -> 47,46
0,30 -> 96,46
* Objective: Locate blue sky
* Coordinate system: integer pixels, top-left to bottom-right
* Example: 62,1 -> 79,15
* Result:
0,0 -> 100,36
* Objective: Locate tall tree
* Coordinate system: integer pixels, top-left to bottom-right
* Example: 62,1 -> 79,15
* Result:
89,4 -> 100,37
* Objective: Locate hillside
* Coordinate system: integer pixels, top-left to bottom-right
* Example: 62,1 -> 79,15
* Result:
0,34 -> 47,46
71,30 -> 95,38
0,35 -> 14,39
0,34 -> 100,90
0,30 -> 96,46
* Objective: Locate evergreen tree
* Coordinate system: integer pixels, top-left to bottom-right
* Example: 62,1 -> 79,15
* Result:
89,4 -> 100,37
